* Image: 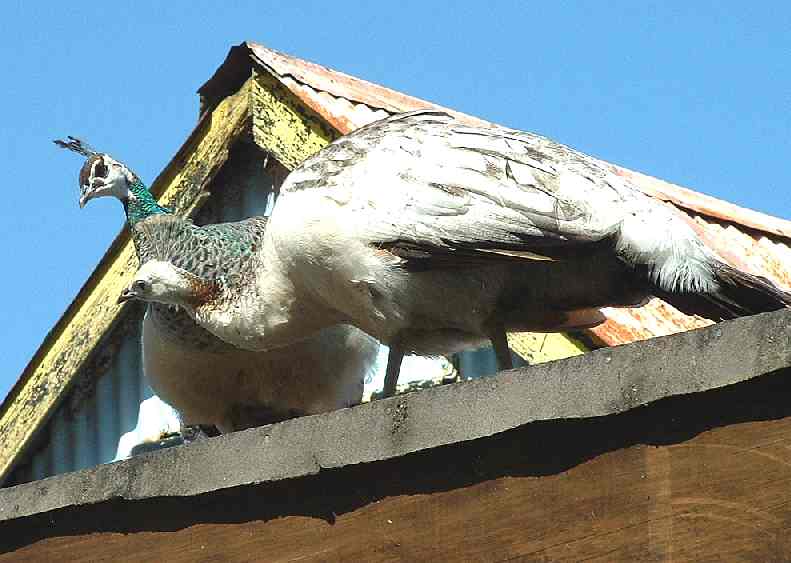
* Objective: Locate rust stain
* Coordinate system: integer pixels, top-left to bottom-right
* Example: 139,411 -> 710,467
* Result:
245,42 -> 493,131
614,165 -> 791,240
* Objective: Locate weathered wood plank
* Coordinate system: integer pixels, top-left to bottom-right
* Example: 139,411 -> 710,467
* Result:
250,69 -> 338,171
3,367 -> 791,561
0,79 -> 253,483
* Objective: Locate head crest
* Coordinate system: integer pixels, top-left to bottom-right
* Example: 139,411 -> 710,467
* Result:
53,136 -> 99,158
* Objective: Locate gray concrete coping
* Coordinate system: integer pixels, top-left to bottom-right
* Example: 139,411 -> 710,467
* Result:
2,309 -> 790,523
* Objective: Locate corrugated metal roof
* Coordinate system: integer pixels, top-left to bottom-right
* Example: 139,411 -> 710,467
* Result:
6,316 -> 152,486
229,41 -> 791,347
279,76 -> 390,133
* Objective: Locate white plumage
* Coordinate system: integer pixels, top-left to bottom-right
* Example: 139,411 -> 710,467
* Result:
120,110 -> 791,395
141,312 -> 377,433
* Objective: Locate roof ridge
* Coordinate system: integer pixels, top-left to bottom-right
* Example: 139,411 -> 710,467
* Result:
246,41 -> 447,113
245,41 -> 493,128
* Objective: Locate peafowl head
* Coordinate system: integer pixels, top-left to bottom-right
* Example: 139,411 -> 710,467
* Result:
118,260 -> 221,309
54,136 -> 142,208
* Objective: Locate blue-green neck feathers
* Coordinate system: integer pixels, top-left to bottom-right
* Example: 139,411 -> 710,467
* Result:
125,179 -> 170,225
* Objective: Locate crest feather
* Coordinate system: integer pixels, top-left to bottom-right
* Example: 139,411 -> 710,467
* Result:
53,136 -> 98,158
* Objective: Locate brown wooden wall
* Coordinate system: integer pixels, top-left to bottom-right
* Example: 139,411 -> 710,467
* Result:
3,367 -> 791,562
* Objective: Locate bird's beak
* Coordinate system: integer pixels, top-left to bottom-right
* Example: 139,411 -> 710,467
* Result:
117,287 -> 136,304
79,185 -> 96,208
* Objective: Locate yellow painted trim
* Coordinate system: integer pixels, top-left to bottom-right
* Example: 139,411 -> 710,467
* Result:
0,79 -> 253,482
250,70 -> 336,170
507,332 -> 587,364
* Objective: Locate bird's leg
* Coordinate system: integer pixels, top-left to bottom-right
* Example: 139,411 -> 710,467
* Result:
382,342 -> 404,398
488,325 -> 513,372
227,403 -> 306,431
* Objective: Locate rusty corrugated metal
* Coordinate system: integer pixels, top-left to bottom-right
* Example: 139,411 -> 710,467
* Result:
246,42 -> 493,131
615,167 -> 791,240
279,76 -> 389,134
238,41 -> 791,348
592,213 -> 791,346
249,43 -> 450,114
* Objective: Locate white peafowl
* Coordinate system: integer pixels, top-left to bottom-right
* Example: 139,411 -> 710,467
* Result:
56,137 -> 379,435
116,110 -> 791,397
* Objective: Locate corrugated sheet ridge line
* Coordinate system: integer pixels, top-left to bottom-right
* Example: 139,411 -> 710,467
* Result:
280,77 -> 390,133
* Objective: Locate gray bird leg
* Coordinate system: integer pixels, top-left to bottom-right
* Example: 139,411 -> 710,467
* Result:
180,424 -> 219,444
382,343 -> 404,398
488,326 -> 514,372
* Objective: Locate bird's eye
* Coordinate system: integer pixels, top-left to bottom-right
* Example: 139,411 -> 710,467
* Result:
133,280 -> 149,292
94,160 -> 108,179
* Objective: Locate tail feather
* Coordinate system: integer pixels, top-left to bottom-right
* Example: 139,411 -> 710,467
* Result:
657,260 -> 791,321
713,261 -> 791,313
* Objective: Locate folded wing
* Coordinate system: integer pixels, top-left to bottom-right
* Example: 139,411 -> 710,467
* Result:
281,110 -> 644,268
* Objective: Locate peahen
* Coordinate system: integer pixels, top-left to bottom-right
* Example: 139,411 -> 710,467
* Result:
116,110 -> 791,397
55,137 -> 379,434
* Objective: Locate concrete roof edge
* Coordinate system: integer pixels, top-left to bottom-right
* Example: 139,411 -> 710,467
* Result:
2,308 -> 789,523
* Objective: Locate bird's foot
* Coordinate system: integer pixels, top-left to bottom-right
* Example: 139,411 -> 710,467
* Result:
180,424 -> 220,445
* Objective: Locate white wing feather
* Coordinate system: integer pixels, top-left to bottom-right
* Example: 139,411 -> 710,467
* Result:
281,110 -> 716,291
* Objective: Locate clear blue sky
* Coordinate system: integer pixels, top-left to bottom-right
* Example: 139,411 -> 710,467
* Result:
2,2 -> 790,401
